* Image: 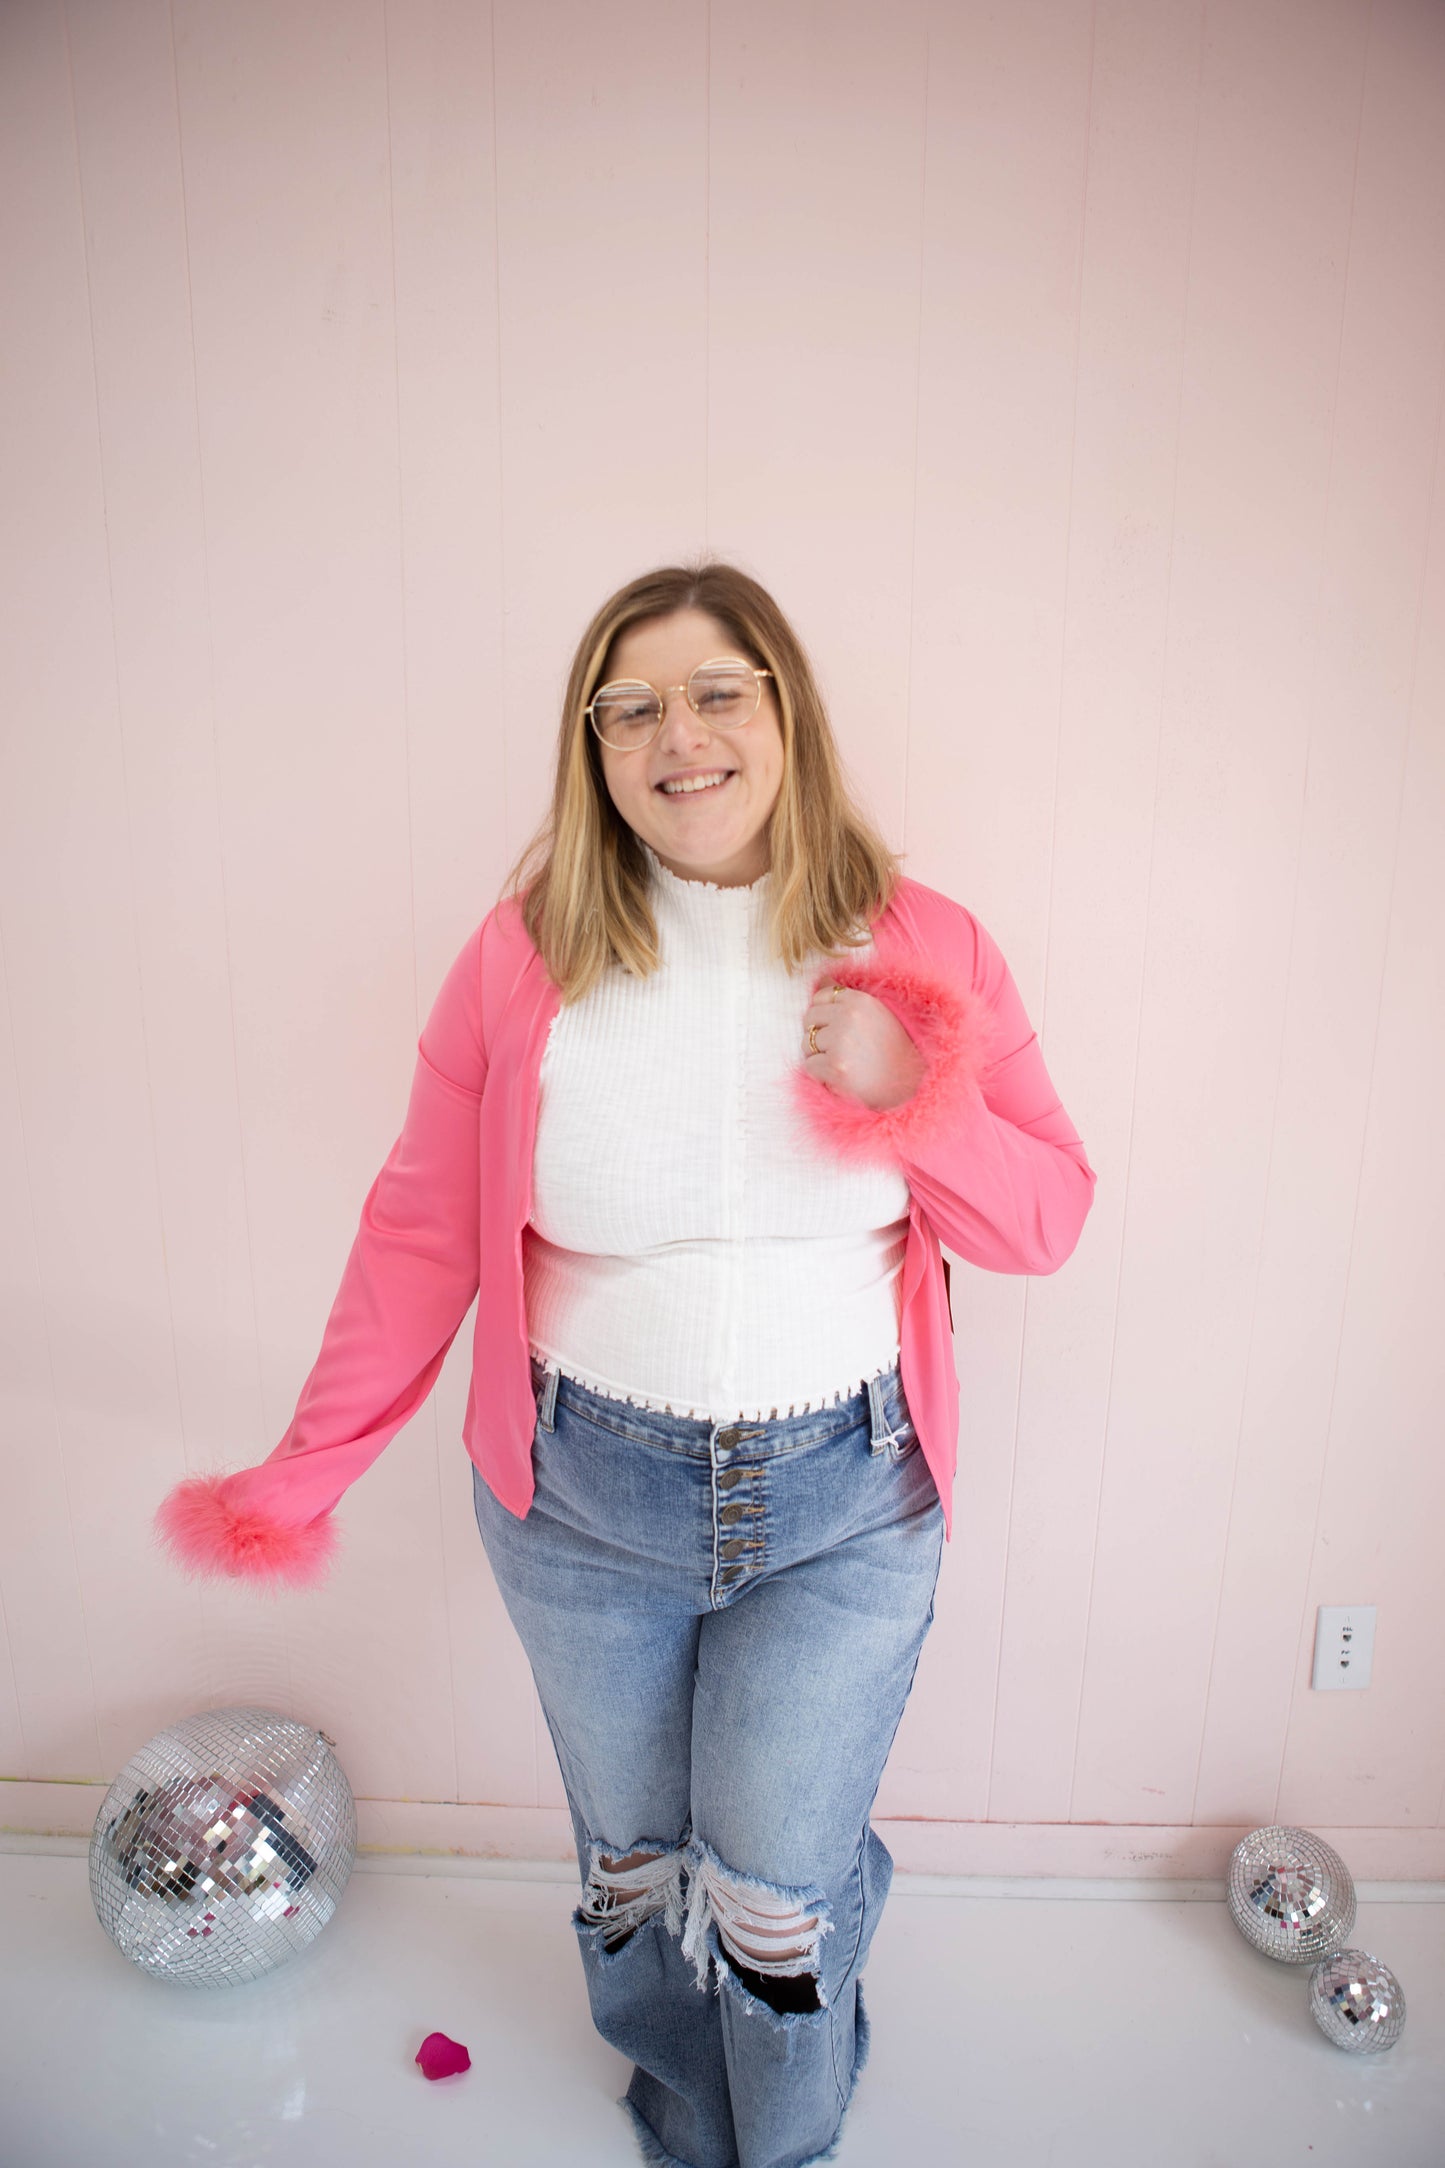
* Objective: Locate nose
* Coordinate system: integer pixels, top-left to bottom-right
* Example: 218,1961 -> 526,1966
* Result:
656,687 -> 711,749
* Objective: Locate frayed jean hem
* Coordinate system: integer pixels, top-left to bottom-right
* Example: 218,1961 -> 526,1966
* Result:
616,1976 -> 872,2168
619,2092 -> 703,2168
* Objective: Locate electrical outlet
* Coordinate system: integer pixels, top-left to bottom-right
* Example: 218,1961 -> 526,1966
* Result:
1311,1604 -> 1376,1691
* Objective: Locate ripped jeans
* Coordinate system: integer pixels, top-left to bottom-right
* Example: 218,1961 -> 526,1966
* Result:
470,1353 -> 945,2168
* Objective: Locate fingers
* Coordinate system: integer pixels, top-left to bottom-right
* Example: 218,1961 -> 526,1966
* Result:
802,985 -> 847,1027
802,982 -> 854,1063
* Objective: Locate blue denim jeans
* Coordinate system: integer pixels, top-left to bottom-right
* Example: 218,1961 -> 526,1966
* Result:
471,1352 -> 945,2168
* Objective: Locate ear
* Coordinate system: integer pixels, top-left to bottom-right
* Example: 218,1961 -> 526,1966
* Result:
154,1470 -> 340,1593
790,953 -> 996,1162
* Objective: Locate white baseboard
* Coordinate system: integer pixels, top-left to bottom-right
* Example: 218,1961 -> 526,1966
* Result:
4,1778 -> 1443,1884
3,1832 -> 1441,1904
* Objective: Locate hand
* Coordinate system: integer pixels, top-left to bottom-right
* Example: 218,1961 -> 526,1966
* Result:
801,982 -> 926,1111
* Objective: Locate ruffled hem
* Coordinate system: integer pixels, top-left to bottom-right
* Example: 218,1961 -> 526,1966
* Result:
529,1347 -> 900,1425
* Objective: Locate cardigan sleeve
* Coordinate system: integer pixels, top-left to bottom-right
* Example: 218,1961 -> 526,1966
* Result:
791,898 -> 1096,1277
901,908 -> 1095,1274
153,923 -> 489,1593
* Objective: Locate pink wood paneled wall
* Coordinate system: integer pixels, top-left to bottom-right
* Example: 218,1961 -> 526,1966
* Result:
2,0 -> 1442,1876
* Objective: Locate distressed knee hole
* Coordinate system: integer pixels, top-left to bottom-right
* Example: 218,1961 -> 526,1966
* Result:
579,1840 -> 687,1950
679,1842 -> 833,2006
719,1912 -> 821,1968
732,1957 -> 822,2015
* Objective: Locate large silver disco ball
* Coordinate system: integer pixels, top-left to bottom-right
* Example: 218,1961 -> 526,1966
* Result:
1309,1946 -> 1407,2053
89,1705 -> 355,1986
1226,1825 -> 1355,1964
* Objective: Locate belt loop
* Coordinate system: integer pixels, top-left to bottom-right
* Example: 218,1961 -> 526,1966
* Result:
535,1361 -> 559,1433
867,1372 -> 890,1456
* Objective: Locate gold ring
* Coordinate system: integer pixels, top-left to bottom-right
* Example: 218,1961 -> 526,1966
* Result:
808,1022 -> 822,1054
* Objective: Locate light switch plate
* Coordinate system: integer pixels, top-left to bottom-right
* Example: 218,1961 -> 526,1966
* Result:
1311,1604 -> 1376,1691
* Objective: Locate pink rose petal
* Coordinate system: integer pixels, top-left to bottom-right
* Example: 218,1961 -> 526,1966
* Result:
416,2030 -> 471,2080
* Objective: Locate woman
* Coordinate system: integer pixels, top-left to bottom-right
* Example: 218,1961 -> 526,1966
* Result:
156,558 -> 1096,2168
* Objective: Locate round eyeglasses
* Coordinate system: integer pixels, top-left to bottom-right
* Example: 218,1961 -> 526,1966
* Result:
586,656 -> 774,750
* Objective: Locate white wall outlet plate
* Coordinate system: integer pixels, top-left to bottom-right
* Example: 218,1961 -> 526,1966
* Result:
1311,1603 -> 1377,1691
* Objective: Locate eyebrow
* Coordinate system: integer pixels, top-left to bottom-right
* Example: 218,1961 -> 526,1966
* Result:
604,654 -> 749,682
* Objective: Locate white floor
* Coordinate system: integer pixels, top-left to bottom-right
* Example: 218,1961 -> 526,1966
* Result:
1,1839 -> 1440,2167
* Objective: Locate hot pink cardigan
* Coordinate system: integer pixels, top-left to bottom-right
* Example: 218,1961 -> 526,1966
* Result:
155,876 -> 1096,1592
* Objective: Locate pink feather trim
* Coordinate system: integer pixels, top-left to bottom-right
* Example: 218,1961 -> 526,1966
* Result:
790,950 -> 996,1162
153,1470 -> 340,1592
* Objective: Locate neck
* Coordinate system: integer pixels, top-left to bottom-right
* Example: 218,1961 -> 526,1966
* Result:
643,840 -> 771,891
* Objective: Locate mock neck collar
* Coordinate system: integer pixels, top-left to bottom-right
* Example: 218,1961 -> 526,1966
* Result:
640,840 -> 772,910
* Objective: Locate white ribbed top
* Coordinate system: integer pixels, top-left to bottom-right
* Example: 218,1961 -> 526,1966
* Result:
523,841 -> 911,1420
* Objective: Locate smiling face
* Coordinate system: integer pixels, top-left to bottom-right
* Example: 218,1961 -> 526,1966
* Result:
593,607 -> 786,887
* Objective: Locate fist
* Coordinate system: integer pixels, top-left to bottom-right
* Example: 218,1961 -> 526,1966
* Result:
801,983 -> 926,1111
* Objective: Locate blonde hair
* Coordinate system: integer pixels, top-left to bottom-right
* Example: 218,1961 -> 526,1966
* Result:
500,557 -> 904,1002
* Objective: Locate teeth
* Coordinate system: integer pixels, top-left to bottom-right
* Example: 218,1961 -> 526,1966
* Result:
660,772 -> 730,795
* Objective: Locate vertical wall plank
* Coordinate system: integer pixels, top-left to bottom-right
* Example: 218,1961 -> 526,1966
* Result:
882,0 -> 1098,1819
169,0 -> 452,1800
385,0 -> 536,1814
1195,0 -> 1445,1832
65,0 -> 281,1758
982,0 -> 1202,1828
0,925 -> 58,1777
0,0 -> 173,1782
1279,378 -> 1445,1833
1070,0 -> 1370,1826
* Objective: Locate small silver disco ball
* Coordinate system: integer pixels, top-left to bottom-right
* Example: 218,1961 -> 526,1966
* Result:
1309,1947 -> 1406,2053
1226,1825 -> 1355,1963
89,1705 -> 355,1987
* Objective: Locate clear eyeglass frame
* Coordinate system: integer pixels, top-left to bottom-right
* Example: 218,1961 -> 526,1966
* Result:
585,656 -> 775,750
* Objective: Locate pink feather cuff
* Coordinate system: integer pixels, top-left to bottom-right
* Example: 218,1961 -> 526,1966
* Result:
789,951 -> 996,1162
153,1470 -> 341,1593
